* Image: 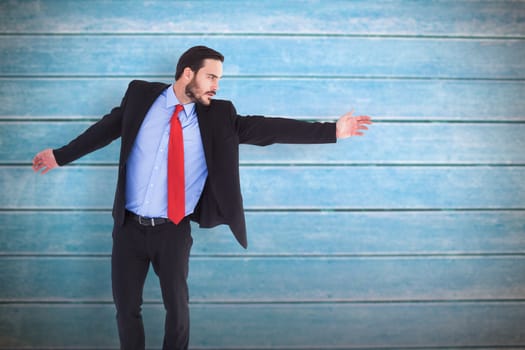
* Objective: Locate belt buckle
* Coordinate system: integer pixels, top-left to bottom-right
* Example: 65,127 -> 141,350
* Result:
138,215 -> 155,227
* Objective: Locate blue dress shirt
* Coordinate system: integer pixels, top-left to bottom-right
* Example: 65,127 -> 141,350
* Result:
125,85 -> 208,218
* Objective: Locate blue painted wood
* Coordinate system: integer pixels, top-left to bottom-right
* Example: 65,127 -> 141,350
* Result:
1,256 -> 524,301
1,1 -> 524,348
0,303 -> 523,348
2,36 -> 524,79
3,121 -> 525,164
2,166 -> 524,209
1,78 -> 524,119
1,0 -> 523,36
0,122 -> 122,163
1,211 -> 524,255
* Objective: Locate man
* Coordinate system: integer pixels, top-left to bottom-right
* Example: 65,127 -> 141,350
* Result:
32,46 -> 372,350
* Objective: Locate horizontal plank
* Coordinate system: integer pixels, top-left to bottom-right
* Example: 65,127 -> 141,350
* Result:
1,211 -> 524,256
1,122 -> 121,164
4,121 -> 525,164
2,36 -> 524,79
0,303 -> 523,348
1,256 -> 525,302
2,166 -> 524,209
238,166 -> 525,209
1,0 -> 524,36
1,78 -> 524,120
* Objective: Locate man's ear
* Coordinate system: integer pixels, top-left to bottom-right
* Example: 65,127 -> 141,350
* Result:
183,67 -> 194,81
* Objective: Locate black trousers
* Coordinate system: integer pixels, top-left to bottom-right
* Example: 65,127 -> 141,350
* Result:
112,215 -> 193,350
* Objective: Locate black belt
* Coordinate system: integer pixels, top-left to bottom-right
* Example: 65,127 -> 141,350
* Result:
126,210 -> 171,227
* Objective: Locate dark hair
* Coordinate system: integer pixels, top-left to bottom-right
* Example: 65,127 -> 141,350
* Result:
175,46 -> 224,81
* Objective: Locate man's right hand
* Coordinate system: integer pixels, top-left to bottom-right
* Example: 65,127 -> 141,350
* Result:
33,148 -> 59,174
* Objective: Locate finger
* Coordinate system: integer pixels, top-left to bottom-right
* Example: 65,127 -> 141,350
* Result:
34,164 -> 46,173
33,153 -> 45,167
33,158 -> 51,172
32,160 -> 42,171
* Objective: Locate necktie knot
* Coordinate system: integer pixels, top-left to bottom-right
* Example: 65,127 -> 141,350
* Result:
172,104 -> 184,121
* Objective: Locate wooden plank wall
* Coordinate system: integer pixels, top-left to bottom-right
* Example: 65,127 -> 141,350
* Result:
1,0 -> 524,349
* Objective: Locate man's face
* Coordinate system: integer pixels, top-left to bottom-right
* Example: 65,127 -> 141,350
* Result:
185,59 -> 223,106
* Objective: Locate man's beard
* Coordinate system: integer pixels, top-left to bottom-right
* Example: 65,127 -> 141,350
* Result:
185,78 -> 215,106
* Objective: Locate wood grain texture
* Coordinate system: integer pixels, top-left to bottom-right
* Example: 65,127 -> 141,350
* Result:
2,36 -> 524,79
1,211 -> 524,255
1,78 -> 524,119
1,0 -> 524,348
2,166 -> 523,209
3,122 -> 525,164
1,0 -> 524,36
1,256 -> 524,302
0,303 -> 524,348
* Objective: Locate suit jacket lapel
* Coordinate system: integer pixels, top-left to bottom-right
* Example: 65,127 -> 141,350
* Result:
196,103 -> 214,171
122,82 -> 169,161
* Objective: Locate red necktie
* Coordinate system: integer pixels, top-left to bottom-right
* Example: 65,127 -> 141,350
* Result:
168,104 -> 185,224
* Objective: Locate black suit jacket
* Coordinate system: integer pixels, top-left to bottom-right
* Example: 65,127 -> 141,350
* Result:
54,80 -> 337,248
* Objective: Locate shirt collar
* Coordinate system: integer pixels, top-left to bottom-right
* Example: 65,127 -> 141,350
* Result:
166,84 -> 195,116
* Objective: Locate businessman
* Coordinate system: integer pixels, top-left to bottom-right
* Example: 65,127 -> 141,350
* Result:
32,46 -> 372,350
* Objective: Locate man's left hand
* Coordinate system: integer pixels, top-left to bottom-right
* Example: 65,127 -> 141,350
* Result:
336,111 -> 372,139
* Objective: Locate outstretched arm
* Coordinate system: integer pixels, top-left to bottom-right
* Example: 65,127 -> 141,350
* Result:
336,111 -> 372,139
31,80 -> 137,175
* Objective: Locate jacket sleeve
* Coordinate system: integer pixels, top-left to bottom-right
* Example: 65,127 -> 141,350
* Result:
52,84 -> 129,166
229,103 -> 337,146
